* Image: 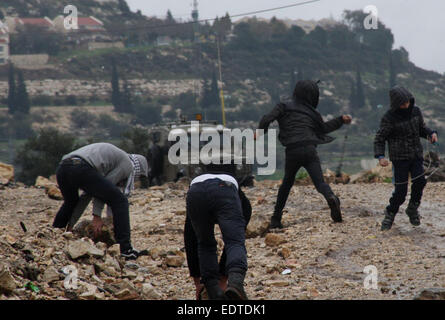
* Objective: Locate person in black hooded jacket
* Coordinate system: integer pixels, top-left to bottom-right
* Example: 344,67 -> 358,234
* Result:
374,86 -> 438,231
258,80 -> 352,229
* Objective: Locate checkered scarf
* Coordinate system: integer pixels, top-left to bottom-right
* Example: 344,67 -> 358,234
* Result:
124,154 -> 148,196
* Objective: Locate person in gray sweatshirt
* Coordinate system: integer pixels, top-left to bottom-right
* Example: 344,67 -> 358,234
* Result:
52,143 -> 148,260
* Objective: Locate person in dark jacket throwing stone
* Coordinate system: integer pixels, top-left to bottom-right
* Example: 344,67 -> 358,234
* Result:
374,86 -> 438,231
258,80 -> 352,229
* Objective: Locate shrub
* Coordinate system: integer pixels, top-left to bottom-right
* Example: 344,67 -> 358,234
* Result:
15,128 -> 78,185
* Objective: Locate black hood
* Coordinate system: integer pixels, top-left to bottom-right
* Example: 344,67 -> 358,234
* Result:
389,86 -> 415,110
293,80 -> 320,109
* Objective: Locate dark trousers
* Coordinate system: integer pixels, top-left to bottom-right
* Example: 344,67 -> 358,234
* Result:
52,160 -> 132,252
387,157 -> 426,214
186,179 -> 247,287
274,145 -> 334,219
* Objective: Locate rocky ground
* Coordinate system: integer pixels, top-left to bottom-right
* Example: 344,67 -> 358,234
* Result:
0,180 -> 444,300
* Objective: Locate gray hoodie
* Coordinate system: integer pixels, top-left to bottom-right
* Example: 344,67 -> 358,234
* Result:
63,143 -> 148,227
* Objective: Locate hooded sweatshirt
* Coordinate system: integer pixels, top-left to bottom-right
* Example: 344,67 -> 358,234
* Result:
258,80 -> 344,147
62,143 -> 148,227
374,86 -> 436,161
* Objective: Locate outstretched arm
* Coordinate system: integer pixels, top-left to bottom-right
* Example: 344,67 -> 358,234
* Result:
419,111 -> 437,142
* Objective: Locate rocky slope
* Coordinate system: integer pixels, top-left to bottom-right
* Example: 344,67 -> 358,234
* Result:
1,179 -> 444,300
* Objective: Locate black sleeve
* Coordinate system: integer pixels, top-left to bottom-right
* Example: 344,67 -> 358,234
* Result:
418,109 -> 435,139
184,214 -> 201,278
374,114 -> 393,158
258,103 -> 284,133
323,116 -> 344,134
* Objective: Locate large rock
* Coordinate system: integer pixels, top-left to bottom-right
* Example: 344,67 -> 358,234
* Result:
246,214 -> 270,239
35,176 -> 54,189
47,185 -> 63,200
0,264 -> 17,294
0,163 -> 14,185
66,239 -> 105,260
414,288 -> 445,300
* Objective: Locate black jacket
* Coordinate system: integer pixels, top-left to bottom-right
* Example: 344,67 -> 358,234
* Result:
374,87 -> 436,161
258,80 -> 344,147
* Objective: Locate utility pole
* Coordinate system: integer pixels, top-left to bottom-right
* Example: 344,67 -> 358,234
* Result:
217,37 -> 226,126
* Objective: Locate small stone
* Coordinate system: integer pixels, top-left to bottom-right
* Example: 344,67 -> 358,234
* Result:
265,233 -> 287,247
142,283 -> 162,299
0,264 -> 18,294
107,244 -> 120,257
47,186 -> 63,200
264,280 -> 290,287
42,266 -> 60,283
62,232 -> 74,239
414,288 -> 445,300
278,247 -> 291,259
165,255 -> 185,267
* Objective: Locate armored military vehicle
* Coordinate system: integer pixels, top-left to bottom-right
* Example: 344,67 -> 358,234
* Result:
147,117 -> 254,187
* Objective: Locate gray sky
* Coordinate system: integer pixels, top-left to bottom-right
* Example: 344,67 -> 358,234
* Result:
126,0 -> 445,74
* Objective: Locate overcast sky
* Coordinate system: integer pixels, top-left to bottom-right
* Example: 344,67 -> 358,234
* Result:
126,0 -> 445,74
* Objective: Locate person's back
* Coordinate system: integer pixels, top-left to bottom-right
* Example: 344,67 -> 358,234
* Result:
64,143 -> 132,178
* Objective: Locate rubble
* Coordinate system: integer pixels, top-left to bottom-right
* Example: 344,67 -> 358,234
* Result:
0,180 -> 444,300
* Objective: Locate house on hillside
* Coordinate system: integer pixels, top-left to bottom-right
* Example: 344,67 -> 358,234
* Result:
0,25 -> 9,65
4,17 -> 55,33
53,15 -> 109,44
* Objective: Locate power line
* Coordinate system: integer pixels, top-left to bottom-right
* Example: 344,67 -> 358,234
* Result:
12,0 -> 322,36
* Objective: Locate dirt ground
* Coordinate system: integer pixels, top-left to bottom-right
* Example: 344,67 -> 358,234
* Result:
0,180 -> 444,300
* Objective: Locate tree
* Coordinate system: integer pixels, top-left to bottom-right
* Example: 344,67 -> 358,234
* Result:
15,70 -> 30,114
355,69 -> 366,109
118,0 -> 131,15
15,128 -> 78,185
111,59 -> 122,113
121,79 -> 134,114
7,64 -> 15,115
389,51 -> 397,88
348,78 -> 356,112
166,10 -> 175,24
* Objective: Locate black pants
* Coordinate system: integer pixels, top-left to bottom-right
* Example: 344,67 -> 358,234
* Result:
52,160 -> 132,252
186,179 -> 247,287
274,145 -> 334,219
387,157 -> 426,214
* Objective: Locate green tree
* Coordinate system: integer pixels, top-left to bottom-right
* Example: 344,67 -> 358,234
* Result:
7,63 -> 15,115
15,128 -> 78,185
15,70 -> 30,114
111,59 -> 122,113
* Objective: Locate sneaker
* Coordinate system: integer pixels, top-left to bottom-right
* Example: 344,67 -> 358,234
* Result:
327,195 -> 342,223
269,216 -> 283,229
121,248 -> 149,260
381,209 -> 396,231
405,202 -> 421,226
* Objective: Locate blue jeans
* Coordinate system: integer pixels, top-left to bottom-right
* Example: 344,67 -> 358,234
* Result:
387,157 -> 426,214
186,179 -> 247,286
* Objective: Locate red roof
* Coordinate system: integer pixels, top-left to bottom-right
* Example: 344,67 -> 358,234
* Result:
18,18 -> 54,27
78,17 -> 103,26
